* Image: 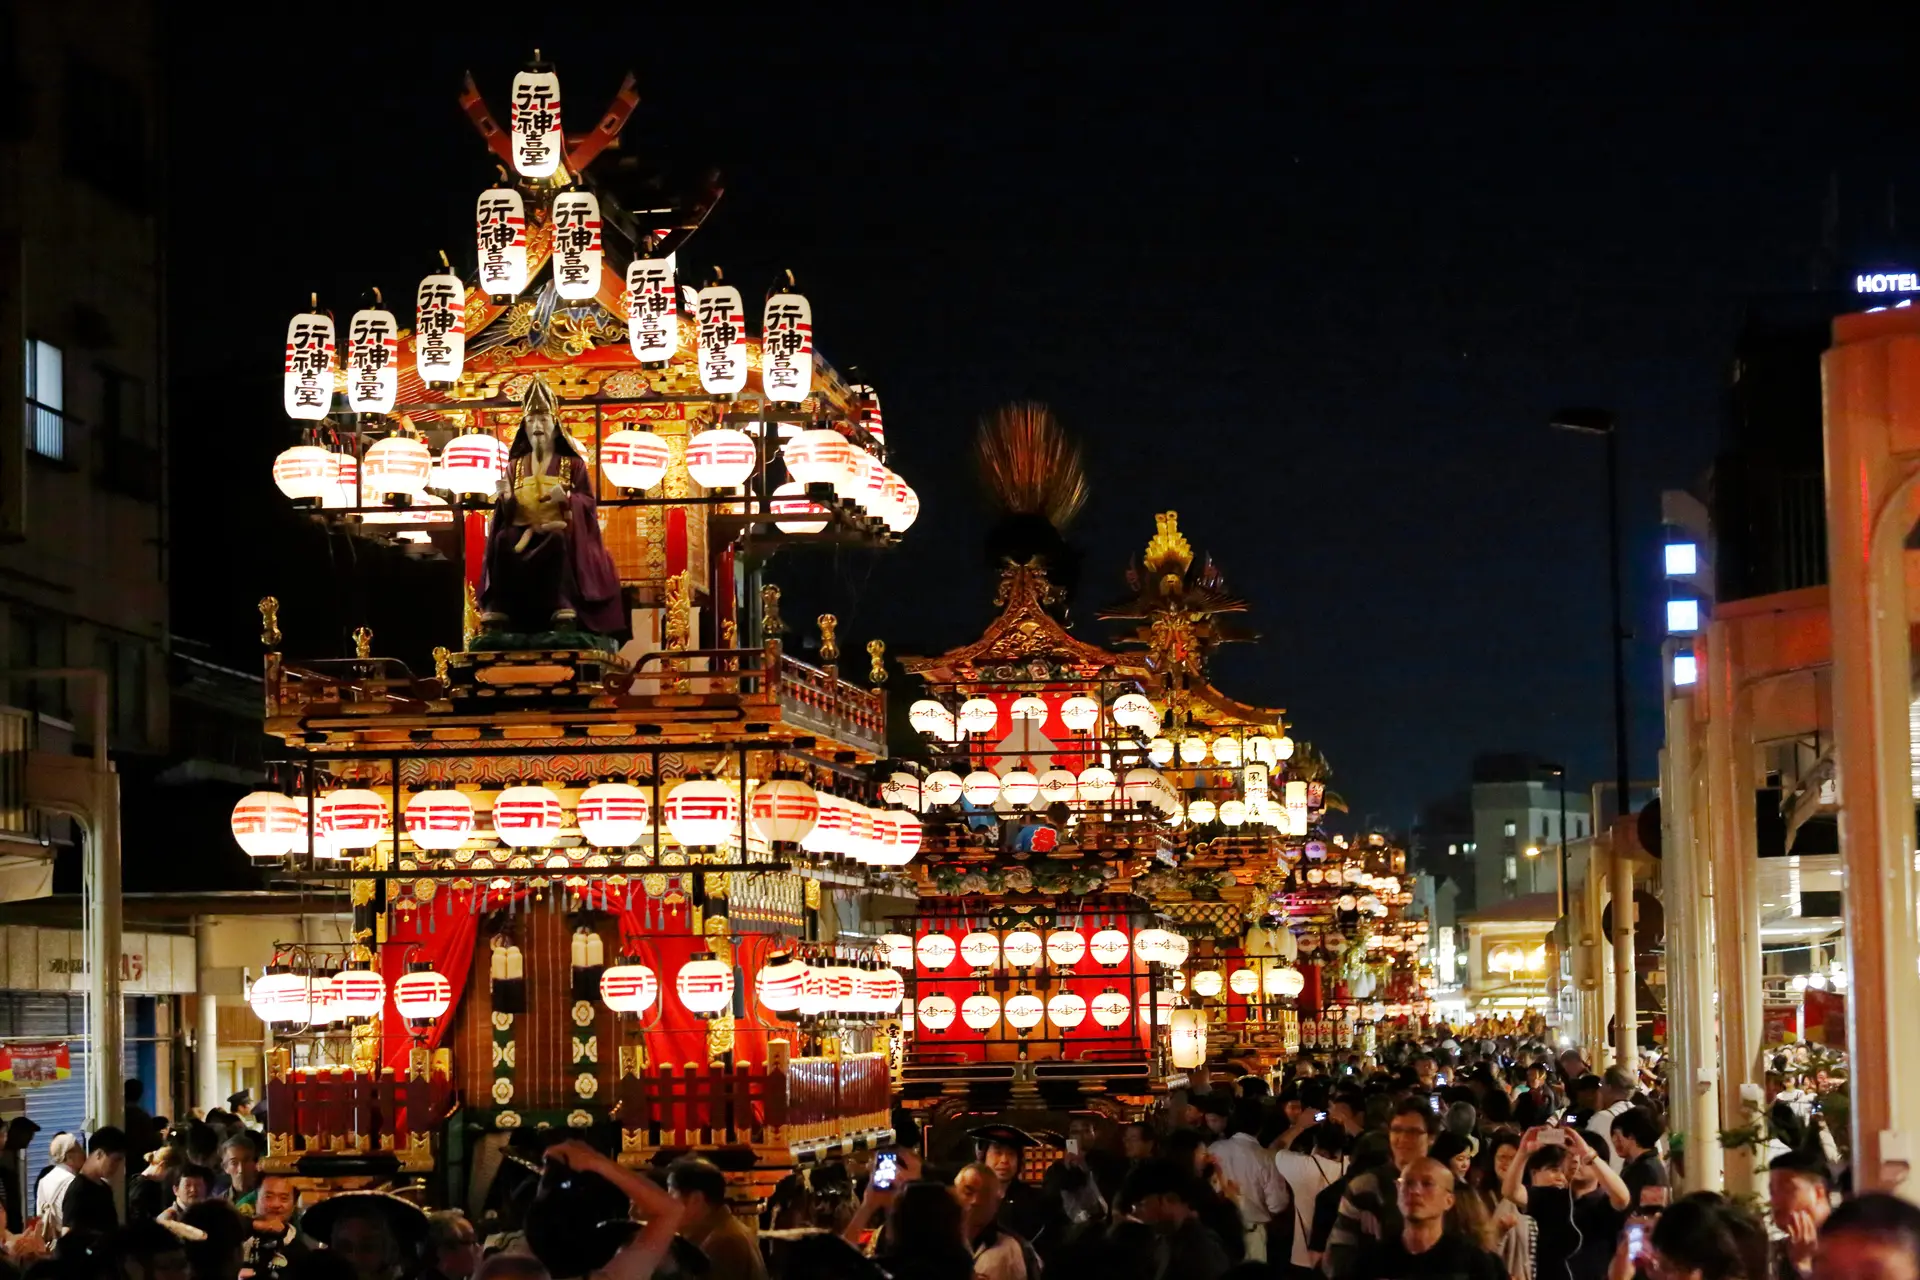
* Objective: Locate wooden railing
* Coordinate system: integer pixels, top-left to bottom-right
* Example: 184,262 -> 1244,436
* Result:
614,1050 -> 892,1152
264,1056 -> 453,1170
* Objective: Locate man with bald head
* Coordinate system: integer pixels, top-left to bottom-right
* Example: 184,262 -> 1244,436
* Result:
1353,1158 -> 1505,1280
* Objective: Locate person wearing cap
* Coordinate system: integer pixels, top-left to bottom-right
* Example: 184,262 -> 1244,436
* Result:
36,1131 -> 84,1241
969,1125 -> 1058,1247
303,1192 -> 428,1280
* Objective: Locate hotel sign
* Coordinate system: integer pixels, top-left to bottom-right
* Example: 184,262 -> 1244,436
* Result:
1854,272 -> 1920,295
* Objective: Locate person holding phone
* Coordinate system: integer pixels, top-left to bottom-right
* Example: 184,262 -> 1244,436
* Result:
1504,1128 -> 1631,1280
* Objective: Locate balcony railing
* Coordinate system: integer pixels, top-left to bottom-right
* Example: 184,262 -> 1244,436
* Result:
27,401 -> 65,461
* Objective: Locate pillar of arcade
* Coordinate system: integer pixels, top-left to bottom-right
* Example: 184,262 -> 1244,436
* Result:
1823,307 -> 1920,1196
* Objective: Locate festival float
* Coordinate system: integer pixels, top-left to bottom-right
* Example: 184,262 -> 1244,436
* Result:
237,57 -> 916,1207
887,410 -> 1436,1159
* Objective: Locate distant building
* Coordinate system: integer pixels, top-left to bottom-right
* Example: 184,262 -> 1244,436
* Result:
1469,754 -> 1590,909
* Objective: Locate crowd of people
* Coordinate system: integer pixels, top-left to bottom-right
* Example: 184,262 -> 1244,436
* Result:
0,1043 -> 1895,1280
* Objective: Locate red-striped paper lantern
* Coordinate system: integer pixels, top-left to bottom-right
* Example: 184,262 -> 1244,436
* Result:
889,811 -> 923,864
393,967 -> 453,1022
867,967 -> 904,1015
438,433 -> 507,495
676,954 -> 735,1015
509,68 -> 563,178
781,428 -> 855,489
601,963 -> 658,1014
346,308 -> 399,414
761,290 -> 814,403
319,789 -> 389,850
404,790 -> 474,851
550,190 -> 603,301
332,969 -> 387,1020
625,258 -> 677,363
750,778 -> 819,844
476,188 -> 528,297
770,481 -> 829,534
414,273 -> 465,386
577,782 -> 649,848
755,953 -> 808,1013
231,792 -> 302,860
695,285 -> 748,395
273,446 -> 334,500
282,312 -> 335,420
248,970 -> 311,1025
685,427 -> 756,489
664,778 -> 740,847
492,785 -> 564,846
599,429 -> 671,491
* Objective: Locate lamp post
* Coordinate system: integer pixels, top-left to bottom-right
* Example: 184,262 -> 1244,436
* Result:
1549,409 -> 1631,813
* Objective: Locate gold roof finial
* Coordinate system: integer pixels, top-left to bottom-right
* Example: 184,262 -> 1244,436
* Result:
866,638 -> 887,685
259,597 -> 282,648
1144,511 -> 1193,579
352,627 -> 373,660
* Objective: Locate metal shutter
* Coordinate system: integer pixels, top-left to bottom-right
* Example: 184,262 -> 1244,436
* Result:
16,995 -> 88,1218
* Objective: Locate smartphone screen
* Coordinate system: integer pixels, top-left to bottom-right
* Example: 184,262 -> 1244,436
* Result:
1624,1221 -> 1650,1261
1066,1138 -> 1081,1156
1317,1112 -> 1328,1122
1429,1094 -> 1442,1113
1538,1128 -> 1567,1147
871,1152 -> 899,1190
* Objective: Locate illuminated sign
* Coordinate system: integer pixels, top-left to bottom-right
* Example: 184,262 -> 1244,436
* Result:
1855,272 -> 1920,295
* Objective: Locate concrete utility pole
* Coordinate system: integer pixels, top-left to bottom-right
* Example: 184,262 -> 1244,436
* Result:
7,670 -> 124,1152
1822,307 -> 1920,1197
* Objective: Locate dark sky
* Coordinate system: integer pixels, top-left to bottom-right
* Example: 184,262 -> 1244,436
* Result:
171,13 -> 1920,831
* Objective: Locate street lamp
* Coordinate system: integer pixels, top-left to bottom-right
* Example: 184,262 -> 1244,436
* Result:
1549,408 -> 1631,817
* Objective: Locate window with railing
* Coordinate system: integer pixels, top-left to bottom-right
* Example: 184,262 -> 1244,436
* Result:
23,339 -> 64,461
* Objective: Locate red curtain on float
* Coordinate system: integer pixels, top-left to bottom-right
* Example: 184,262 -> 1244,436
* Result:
379,891 -> 483,1073
607,902 -> 774,1067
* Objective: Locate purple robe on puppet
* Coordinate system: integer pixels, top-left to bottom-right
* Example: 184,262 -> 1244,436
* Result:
477,379 -> 624,636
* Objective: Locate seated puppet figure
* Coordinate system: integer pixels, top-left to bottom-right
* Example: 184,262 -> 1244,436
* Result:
476,377 -> 623,638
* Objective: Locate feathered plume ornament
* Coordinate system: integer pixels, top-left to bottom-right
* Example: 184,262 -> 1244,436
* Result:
975,402 -> 1088,530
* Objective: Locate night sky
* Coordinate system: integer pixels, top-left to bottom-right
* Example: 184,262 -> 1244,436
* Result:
170,14 -> 1920,831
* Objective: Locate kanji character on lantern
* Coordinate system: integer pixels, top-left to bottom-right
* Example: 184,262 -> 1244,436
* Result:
510,68 -> 563,178
626,259 -> 676,363
761,289 -> 813,403
696,284 -> 747,395
414,273 -> 465,387
346,305 -> 399,414
476,189 -> 528,298
282,312 -> 335,420
550,191 -> 603,301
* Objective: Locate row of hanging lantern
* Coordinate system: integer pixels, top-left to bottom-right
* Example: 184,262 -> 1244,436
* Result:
231,781 -> 923,866
595,951 -> 906,1021
913,983 -> 1178,1034
893,924 -> 1190,973
247,961 -> 453,1031
903,764 -> 1182,816
1182,963 -> 1308,1001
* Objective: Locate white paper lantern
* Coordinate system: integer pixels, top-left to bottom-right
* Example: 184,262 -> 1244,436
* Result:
363,435 -> 431,498
917,993 -> 957,1031
886,810 -> 923,865
868,967 -> 905,1015
868,808 -> 900,865
1004,992 -> 1044,1031
1162,933 -> 1191,966
248,970 -> 311,1025
273,445 -> 334,500
999,770 -> 1040,807
439,433 -> 508,494
762,290 -> 813,403
404,789 -> 475,851
755,953 -> 809,1013
1190,969 -> 1224,998
881,934 -> 915,968
393,967 -> 453,1021
333,968 -> 386,1020
550,191 -> 603,300
842,803 -> 876,862
796,965 -> 830,1017
664,778 -> 740,847
962,771 -> 1001,806
288,797 -> 337,861
1212,737 -> 1242,766
1170,1008 -> 1207,1068
1110,692 -> 1159,733
345,308 -> 399,414
476,188 -> 528,297
414,273 -> 465,386
921,771 -> 963,808
849,383 -> 885,447
909,700 -> 954,737
959,931 -> 1000,970
916,932 -> 957,971
1123,768 -> 1179,814
1002,930 -> 1043,969
1186,799 -> 1217,825
1059,695 -> 1101,732
848,450 -> 890,514
1036,768 -> 1077,804
1132,928 -> 1177,966
1218,800 -> 1248,827
492,785 -> 564,847
801,792 -> 850,854
749,777 -> 819,844
961,993 -> 1002,1031
695,284 -> 747,395
319,789 -> 389,850
1046,931 -> 1087,967
1147,738 -> 1175,766
598,429 -> 671,492
1248,736 -> 1275,766
958,698 -> 999,736
283,312 -> 335,420
626,258 -> 677,362
601,962 -> 658,1014
771,482 -> 830,534
576,782 -> 650,848
1267,966 -> 1305,999
1275,735 -> 1296,760
1076,766 -> 1117,802
782,428 -> 856,489
509,68 -> 564,176
686,427 -> 756,489
1140,989 -> 1181,1025
1047,990 -> 1087,1029
1089,929 -> 1130,967
1178,737 -> 1208,764
321,452 -> 360,509
895,484 -> 920,533
1090,988 -> 1131,1028
676,954 -> 735,1015
1228,968 -> 1260,997
231,791 -> 303,860
1011,696 -> 1048,722
879,470 -> 912,533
